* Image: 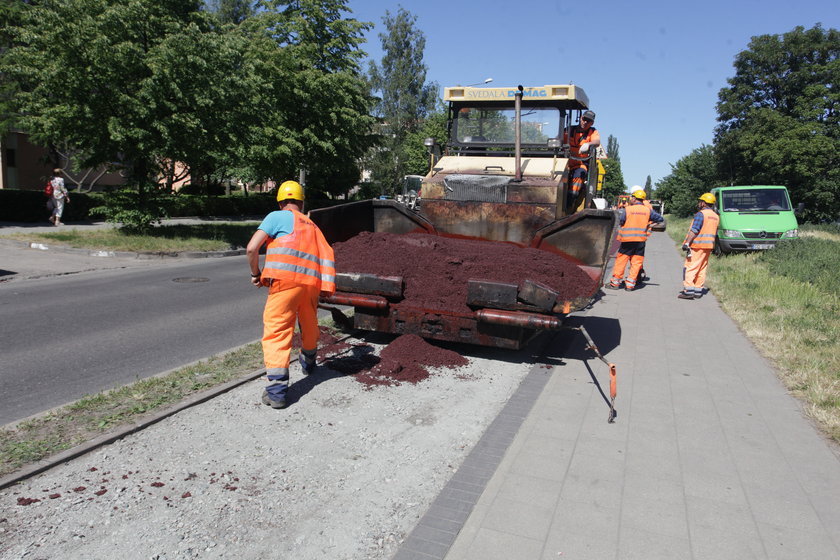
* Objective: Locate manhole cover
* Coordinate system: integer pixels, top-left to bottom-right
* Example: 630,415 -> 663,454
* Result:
172,277 -> 210,283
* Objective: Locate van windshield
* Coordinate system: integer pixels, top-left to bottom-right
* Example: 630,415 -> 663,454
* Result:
720,189 -> 791,212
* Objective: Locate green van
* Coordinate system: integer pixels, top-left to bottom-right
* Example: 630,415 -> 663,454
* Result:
710,185 -> 799,254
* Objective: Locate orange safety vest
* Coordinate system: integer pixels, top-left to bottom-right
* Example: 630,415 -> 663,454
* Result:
617,203 -> 651,242
262,210 -> 336,294
642,199 -> 653,238
566,126 -> 599,169
687,208 -> 719,250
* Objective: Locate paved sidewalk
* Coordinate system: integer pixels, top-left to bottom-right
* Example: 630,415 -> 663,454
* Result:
394,231 -> 840,560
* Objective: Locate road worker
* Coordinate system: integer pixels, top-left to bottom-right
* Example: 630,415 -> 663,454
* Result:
630,185 -> 653,283
606,190 -> 664,292
246,180 -> 336,409
564,110 -> 601,209
679,192 -> 719,300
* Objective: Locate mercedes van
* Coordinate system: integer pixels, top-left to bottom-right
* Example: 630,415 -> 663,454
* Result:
710,185 -> 799,253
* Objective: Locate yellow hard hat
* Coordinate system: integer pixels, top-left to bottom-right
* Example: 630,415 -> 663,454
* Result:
277,180 -> 304,202
698,192 -> 716,204
632,190 -> 646,200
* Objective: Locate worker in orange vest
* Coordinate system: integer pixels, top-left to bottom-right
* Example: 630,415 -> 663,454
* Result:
606,190 -> 664,291
246,180 -> 336,409
679,192 -> 720,300
630,185 -> 653,283
564,110 -> 601,209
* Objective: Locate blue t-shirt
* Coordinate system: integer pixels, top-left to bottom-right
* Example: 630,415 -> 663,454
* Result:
258,210 -> 295,239
690,211 -> 705,234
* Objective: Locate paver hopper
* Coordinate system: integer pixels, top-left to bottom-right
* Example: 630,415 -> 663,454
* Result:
311,84 -> 617,351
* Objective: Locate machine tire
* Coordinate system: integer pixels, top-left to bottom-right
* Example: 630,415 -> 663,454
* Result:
713,239 -> 723,256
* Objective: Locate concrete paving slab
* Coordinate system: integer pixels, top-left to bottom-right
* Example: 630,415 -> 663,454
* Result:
392,230 -> 840,560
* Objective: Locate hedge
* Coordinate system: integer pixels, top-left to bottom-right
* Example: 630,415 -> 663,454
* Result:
0,189 -> 280,223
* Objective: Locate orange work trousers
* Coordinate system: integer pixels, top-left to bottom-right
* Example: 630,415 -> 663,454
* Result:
609,241 -> 646,290
262,282 -> 320,369
683,248 -> 711,296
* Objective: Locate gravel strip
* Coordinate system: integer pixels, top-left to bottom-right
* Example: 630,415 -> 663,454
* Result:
0,336 -> 533,560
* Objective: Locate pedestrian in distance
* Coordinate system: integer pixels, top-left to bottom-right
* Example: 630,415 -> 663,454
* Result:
679,192 -> 720,300
246,180 -> 336,409
563,109 -> 601,210
606,189 -> 664,292
47,169 -> 70,226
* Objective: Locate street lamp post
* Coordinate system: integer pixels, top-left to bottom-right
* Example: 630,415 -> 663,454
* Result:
461,78 -> 493,87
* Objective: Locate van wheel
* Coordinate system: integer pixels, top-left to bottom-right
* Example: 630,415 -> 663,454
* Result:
713,239 -> 723,256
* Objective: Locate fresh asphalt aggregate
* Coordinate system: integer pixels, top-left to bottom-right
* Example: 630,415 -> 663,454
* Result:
3,220 -> 840,559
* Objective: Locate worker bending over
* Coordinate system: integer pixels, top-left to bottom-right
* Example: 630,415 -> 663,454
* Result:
246,180 -> 336,409
679,193 -> 719,300
606,190 -> 664,292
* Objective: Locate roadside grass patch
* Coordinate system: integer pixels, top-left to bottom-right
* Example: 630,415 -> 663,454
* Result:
667,219 -> 840,442
0,342 -> 264,478
5,222 -> 258,253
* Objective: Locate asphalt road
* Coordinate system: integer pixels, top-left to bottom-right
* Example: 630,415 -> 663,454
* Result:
0,256 -> 265,425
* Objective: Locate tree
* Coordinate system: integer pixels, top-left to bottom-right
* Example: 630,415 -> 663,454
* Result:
715,24 -> 840,221
239,0 -> 376,197
655,145 -> 722,217
403,108 -> 447,177
600,135 -> 626,203
0,0 -> 31,135
644,175 -> 652,198
2,0 -> 257,229
367,7 -> 437,195
206,0 -> 254,24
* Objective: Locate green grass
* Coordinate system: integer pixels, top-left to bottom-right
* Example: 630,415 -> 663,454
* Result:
0,342 -> 265,478
667,218 -> 840,442
4,222 -> 259,253
1,317 -> 348,478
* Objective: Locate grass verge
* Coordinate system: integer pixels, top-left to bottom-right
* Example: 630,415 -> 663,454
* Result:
0,342 -> 265,478
667,218 -> 840,443
4,222 -> 259,253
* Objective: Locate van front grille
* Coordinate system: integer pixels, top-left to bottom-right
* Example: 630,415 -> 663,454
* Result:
743,232 -> 782,239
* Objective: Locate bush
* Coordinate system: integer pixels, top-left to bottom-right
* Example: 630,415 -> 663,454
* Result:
0,189 -> 101,222
0,189 -> 277,223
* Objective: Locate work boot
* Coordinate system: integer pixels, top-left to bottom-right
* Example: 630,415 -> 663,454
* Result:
677,291 -> 695,300
605,281 -> 621,290
261,389 -> 287,409
300,350 -> 317,375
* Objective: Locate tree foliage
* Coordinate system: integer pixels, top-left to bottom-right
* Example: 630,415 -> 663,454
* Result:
239,0 -> 376,197
403,108 -> 447,177
206,0 -> 254,25
367,7 -> 437,195
1,0 -> 375,227
654,145 -> 721,217
600,135 -> 626,203
715,24 -> 840,221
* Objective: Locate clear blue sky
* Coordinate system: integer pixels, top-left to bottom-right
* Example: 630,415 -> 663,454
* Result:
348,0 -> 837,191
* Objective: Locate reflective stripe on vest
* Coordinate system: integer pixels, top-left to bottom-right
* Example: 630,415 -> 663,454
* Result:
262,210 -> 336,292
689,208 -> 719,249
617,204 -> 651,242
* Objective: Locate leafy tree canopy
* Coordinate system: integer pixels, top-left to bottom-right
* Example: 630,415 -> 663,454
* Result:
655,144 -> 721,217
715,24 -> 839,221
240,0 -> 376,195
600,135 -> 626,203
367,7 -> 438,194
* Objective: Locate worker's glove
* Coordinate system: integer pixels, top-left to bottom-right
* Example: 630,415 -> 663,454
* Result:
681,243 -> 690,252
579,142 -> 590,153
